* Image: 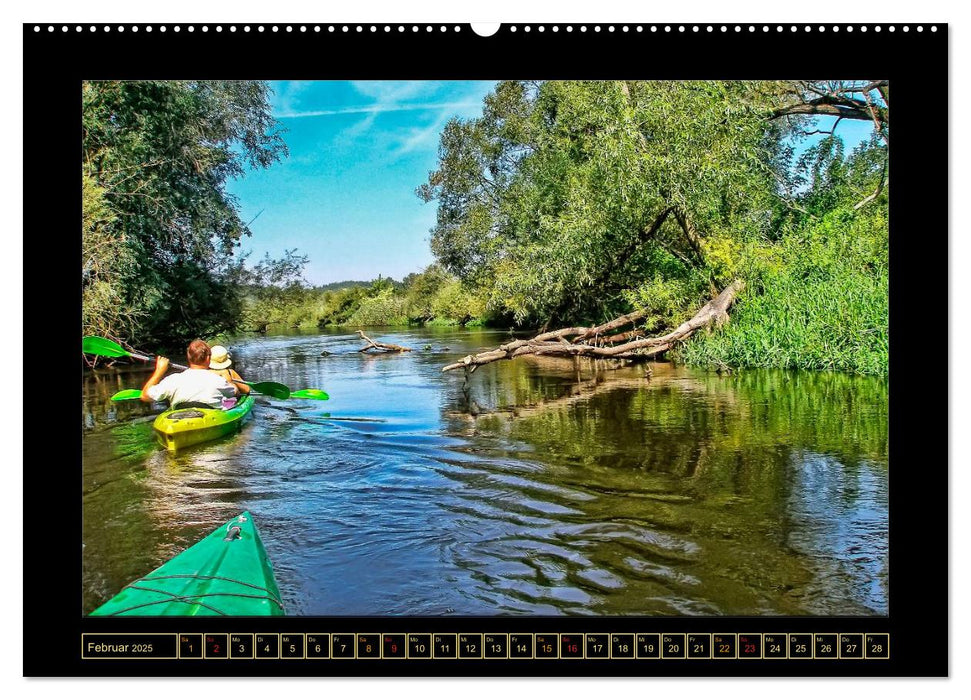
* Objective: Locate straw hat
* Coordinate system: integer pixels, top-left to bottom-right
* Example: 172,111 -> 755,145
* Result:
209,345 -> 233,370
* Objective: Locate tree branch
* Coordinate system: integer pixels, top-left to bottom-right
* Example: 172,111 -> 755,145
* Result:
357,330 -> 412,353
673,207 -> 706,262
443,280 -> 744,372
853,152 -> 889,210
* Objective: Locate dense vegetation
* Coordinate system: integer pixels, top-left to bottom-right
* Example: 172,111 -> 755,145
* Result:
82,79 -> 888,374
419,80 -> 889,374
82,80 -> 287,348
236,260 -> 486,331
673,129 -> 890,374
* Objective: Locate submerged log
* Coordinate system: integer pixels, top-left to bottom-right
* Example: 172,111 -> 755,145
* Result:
357,330 -> 413,353
442,280 -> 743,373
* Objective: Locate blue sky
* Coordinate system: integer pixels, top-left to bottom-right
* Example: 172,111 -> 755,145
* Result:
226,80 -> 876,286
226,80 -> 497,285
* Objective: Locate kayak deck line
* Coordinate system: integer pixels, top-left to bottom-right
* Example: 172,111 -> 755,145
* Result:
102,574 -> 286,616
101,585 -> 284,616
133,574 -> 283,600
89,512 -> 284,616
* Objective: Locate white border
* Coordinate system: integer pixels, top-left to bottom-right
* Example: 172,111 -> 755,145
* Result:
6,1 -> 967,699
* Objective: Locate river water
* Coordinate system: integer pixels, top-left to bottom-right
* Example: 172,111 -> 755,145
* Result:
82,328 -> 889,616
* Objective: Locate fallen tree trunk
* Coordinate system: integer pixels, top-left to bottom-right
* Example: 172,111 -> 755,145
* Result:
357,330 -> 412,353
442,279 -> 743,373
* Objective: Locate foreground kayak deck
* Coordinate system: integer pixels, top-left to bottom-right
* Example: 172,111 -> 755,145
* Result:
153,395 -> 254,451
90,512 -> 284,616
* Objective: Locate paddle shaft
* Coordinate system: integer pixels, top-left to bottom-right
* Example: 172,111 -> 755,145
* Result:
130,350 -> 261,389
128,350 -> 189,372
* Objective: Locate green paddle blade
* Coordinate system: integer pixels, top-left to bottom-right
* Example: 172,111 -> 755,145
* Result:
249,382 -> 290,400
290,389 -> 330,400
82,336 -> 131,358
110,389 -> 143,401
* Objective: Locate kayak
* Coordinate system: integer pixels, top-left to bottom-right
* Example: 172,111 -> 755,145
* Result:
153,395 -> 254,451
89,512 -> 284,616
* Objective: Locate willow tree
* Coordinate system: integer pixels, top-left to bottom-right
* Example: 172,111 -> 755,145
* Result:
82,80 -> 288,347
419,80 -> 786,330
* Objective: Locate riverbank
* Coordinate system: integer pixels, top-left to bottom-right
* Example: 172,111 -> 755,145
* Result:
676,209 -> 889,376
242,205 -> 888,378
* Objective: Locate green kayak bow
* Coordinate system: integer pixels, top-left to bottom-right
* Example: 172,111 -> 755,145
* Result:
90,512 -> 284,616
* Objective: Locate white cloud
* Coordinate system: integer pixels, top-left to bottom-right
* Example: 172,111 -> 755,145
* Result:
349,80 -> 444,102
390,82 -> 495,156
277,101 -> 480,119
272,80 -> 497,161
335,81 -> 445,141
270,80 -> 315,115
392,110 -> 454,156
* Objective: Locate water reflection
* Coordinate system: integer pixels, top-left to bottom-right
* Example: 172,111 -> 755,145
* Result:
82,329 -> 888,616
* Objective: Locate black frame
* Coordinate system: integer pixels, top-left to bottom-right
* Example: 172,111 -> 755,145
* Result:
24,21 -> 948,677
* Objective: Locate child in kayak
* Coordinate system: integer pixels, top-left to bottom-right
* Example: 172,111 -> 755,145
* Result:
208,345 -> 251,397
140,339 -> 239,409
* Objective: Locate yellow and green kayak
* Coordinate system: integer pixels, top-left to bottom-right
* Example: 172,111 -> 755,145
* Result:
90,512 -> 284,616
153,395 -> 254,451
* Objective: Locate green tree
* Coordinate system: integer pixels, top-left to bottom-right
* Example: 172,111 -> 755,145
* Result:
237,249 -> 310,330
420,79 -> 889,374
82,173 -> 137,339
419,80 -> 783,328
430,279 -> 486,324
82,80 -> 287,347
347,288 -> 408,326
402,264 -> 450,321
792,133 -> 889,217
316,286 -> 370,327
679,124 -> 889,375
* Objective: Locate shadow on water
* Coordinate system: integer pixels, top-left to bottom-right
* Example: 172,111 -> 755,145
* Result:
82,328 -> 888,616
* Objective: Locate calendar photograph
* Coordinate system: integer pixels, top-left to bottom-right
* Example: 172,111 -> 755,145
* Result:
79,75 -> 891,619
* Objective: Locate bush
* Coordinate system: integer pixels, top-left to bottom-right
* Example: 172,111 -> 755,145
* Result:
677,207 -> 888,375
430,280 -> 487,324
346,288 -> 409,326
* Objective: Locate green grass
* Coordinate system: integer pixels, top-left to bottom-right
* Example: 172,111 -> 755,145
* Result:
676,208 -> 888,376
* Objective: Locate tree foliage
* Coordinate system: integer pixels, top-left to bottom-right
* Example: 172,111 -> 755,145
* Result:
82,173 -> 137,339
235,249 -> 310,329
419,80 -> 787,327
82,80 -> 287,347
231,262 -> 490,331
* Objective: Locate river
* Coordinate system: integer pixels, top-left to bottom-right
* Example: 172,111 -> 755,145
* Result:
82,328 -> 889,616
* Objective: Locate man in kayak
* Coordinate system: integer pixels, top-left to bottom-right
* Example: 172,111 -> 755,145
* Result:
141,339 -> 239,409
208,345 -> 251,395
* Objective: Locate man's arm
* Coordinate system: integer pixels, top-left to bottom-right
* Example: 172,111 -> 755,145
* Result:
231,370 -> 251,395
140,356 -> 170,402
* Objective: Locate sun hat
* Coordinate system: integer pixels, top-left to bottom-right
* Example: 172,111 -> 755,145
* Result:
209,345 -> 233,370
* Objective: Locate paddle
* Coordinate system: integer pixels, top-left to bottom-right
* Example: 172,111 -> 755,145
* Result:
290,389 -> 330,400
110,389 -> 144,401
111,387 -> 329,402
83,336 -> 292,399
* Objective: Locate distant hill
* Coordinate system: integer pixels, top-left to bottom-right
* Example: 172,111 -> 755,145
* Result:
314,280 -> 373,292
